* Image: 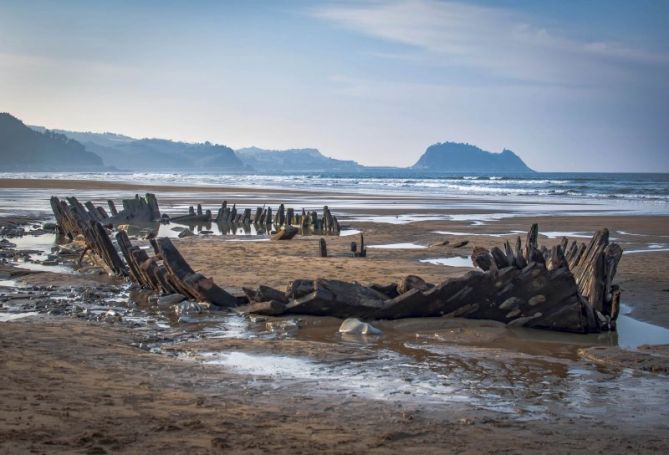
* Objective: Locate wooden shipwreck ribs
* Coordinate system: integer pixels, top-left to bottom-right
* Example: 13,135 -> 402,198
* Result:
171,200 -> 341,236
50,193 -> 623,334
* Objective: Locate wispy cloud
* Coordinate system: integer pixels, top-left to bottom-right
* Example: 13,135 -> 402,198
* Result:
312,0 -> 669,86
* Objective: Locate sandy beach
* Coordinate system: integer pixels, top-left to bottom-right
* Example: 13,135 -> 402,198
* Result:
2,178 -> 669,453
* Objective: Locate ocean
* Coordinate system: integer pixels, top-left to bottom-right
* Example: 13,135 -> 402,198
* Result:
1,171 -> 668,218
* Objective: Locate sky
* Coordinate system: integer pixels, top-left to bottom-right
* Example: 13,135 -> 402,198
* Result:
1,0 -> 668,171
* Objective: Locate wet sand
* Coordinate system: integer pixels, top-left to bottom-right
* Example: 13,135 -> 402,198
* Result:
2,317 -> 669,454
2,179 -> 669,453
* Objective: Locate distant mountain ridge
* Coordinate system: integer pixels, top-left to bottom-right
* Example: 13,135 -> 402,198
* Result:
1,114 -> 535,173
412,142 -> 534,173
236,146 -> 361,172
0,113 -> 103,170
31,128 -> 245,171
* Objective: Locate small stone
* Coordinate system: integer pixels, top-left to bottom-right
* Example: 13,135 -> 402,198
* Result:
339,318 -> 382,335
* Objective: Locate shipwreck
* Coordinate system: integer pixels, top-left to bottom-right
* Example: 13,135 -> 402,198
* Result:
50,193 -> 623,334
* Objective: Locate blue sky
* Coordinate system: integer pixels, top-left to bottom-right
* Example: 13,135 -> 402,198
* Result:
1,0 -> 667,171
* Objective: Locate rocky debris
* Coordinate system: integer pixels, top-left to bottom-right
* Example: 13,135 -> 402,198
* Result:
339,318 -> 382,335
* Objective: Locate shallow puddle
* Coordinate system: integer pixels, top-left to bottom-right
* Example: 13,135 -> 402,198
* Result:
0,312 -> 39,322
13,257 -> 75,274
419,257 -> 473,267
368,242 -> 428,249
624,247 -> 669,254
7,233 -> 58,252
433,230 -> 516,238
617,305 -> 669,348
538,231 -> 593,239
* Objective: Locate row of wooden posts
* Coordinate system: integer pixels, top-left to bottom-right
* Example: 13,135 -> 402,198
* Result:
171,201 -> 341,235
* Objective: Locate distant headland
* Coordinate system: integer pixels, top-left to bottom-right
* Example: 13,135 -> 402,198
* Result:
0,113 -> 533,174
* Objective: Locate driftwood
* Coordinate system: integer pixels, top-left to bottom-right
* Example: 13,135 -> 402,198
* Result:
319,238 -> 328,257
